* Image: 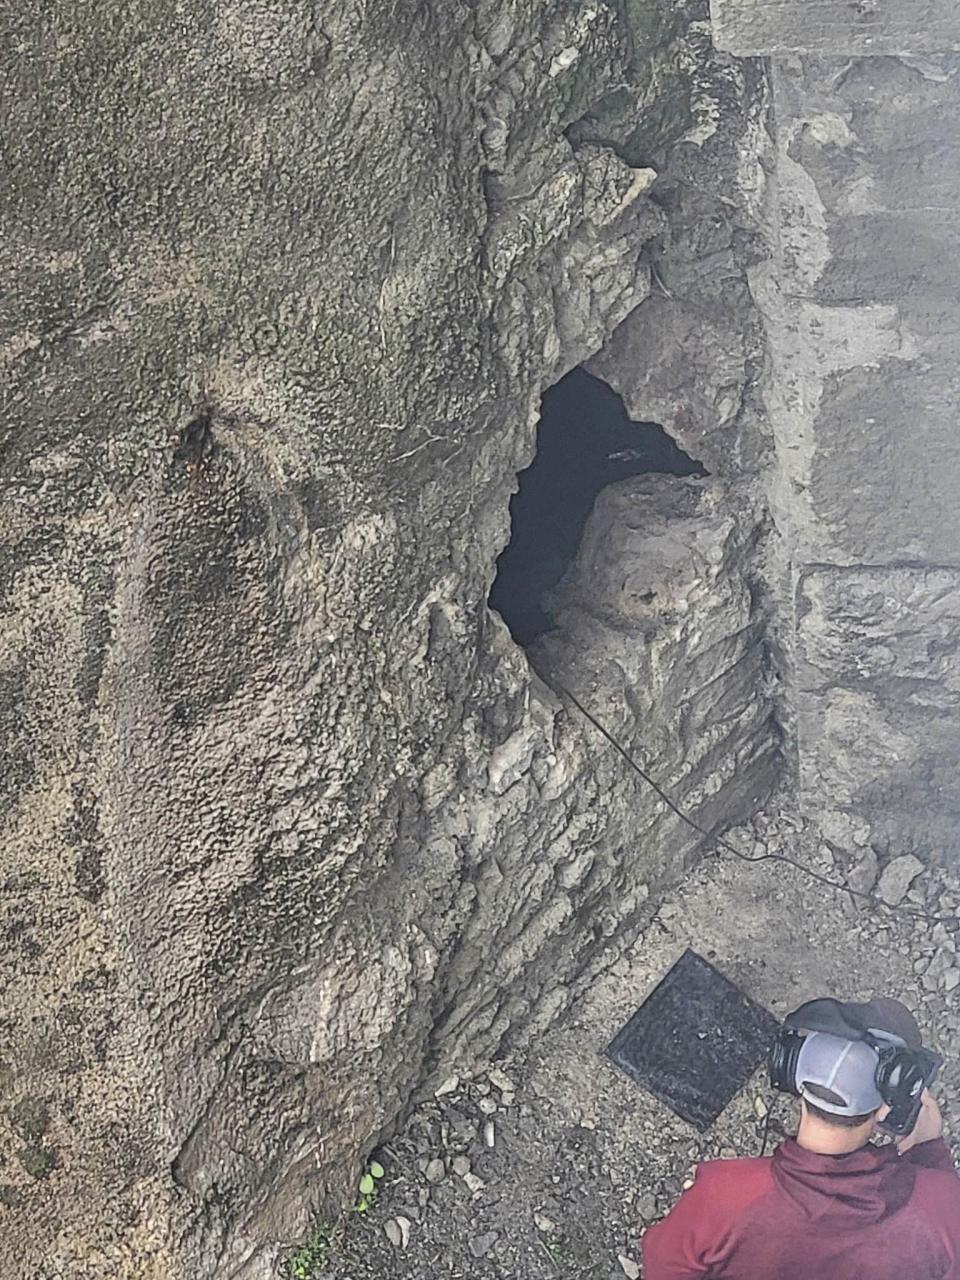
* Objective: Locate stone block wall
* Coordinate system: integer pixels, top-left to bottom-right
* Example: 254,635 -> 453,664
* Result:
712,0 -> 960,56
715,4 -> 960,863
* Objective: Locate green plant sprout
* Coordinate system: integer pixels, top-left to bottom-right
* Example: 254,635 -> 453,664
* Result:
353,1159 -> 385,1213
286,1221 -> 336,1280
539,1237 -> 564,1270
285,1160 -> 385,1277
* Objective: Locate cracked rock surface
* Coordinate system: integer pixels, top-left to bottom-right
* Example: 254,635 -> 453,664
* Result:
0,2 -> 770,1276
5,0 -> 960,1276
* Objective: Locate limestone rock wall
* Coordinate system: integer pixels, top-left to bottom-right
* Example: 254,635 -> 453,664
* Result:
533,476 -> 779,878
0,2 -> 779,1276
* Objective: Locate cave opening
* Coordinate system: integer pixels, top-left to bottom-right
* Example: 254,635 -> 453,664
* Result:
489,366 -> 707,647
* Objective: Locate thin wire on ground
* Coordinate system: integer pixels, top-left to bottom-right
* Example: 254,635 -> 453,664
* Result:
555,681 -> 957,928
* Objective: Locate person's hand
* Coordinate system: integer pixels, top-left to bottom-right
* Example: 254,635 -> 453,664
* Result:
896,1090 -> 943,1155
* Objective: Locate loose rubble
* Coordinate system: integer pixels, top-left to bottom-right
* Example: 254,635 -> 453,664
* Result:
292,811 -> 960,1280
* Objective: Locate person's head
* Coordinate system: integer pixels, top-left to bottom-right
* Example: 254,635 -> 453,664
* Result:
798,1083 -> 884,1153
777,995 -> 926,1153
793,1032 -> 888,1153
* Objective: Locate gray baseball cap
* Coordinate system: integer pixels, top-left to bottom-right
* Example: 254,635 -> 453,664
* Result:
796,1031 -> 884,1116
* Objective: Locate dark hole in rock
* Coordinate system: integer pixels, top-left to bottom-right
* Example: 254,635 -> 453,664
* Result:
174,411 -> 215,475
489,366 -> 707,647
606,949 -> 779,1131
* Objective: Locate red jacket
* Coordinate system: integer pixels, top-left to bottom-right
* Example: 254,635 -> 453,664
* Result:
643,1138 -> 960,1279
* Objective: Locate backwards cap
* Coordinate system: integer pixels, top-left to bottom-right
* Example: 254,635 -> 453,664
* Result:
786,995 -> 924,1119
795,1032 -> 884,1116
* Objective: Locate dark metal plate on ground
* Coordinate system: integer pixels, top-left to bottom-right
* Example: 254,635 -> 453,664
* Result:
606,949 -> 780,1131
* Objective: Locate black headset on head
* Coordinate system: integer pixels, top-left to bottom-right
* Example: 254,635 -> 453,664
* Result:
768,998 -> 942,1136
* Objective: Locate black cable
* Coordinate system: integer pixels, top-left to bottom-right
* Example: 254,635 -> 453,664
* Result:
555,680 -> 959,928
758,1102 -> 774,1158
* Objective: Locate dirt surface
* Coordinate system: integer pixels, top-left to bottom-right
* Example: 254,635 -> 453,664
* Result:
282,811 -> 960,1280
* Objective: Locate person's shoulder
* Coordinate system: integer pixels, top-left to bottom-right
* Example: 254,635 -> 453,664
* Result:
693,1155 -> 775,1208
912,1163 -> 960,1244
914,1164 -> 960,1201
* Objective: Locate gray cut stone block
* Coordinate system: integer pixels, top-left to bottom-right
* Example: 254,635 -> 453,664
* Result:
796,567 -> 960,860
711,0 -> 960,56
808,364 -> 960,566
755,55 -> 960,567
798,567 -> 960,707
798,684 -> 960,860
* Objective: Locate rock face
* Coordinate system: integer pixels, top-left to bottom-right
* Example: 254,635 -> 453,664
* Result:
9,0 -> 955,1273
0,2 -> 778,1277
534,476 -> 779,862
725,10 -> 960,868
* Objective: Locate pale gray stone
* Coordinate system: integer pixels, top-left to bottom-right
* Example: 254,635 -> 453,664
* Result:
848,847 -> 881,900
878,856 -> 926,906
469,1231 -> 500,1259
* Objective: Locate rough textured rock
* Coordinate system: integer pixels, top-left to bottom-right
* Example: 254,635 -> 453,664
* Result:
533,478 -> 780,854
585,14 -> 770,482
877,853 -> 926,907
16,0 -> 959,1274
0,2 -> 778,1277
578,12 -> 784,809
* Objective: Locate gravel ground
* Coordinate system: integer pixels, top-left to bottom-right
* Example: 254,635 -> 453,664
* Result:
280,810 -> 960,1280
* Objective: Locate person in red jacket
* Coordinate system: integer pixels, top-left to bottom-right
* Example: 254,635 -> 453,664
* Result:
643,997 -> 960,1279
